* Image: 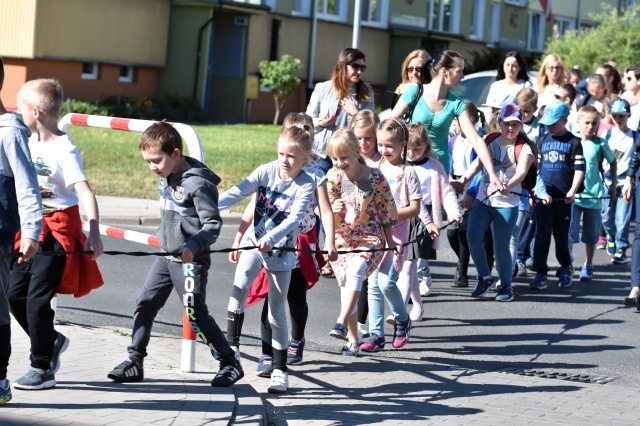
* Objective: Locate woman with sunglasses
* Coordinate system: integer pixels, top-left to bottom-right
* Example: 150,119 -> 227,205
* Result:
306,48 -> 375,174
390,49 -> 432,109
485,51 -> 532,110
536,53 -> 569,110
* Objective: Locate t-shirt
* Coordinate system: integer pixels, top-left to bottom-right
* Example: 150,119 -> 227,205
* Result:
28,134 -> 87,214
298,162 -> 327,235
522,116 -> 544,142
479,137 -> 534,208
407,157 -> 433,205
401,83 -> 467,174
485,79 -> 532,107
575,137 -> 615,210
363,152 -> 382,168
605,128 -> 635,177
537,131 -> 585,198
450,135 -> 474,177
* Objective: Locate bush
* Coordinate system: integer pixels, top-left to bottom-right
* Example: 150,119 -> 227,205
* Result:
62,99 -> 110,116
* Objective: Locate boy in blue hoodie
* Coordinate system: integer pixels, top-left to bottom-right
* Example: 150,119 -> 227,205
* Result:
0,58 -> 43,403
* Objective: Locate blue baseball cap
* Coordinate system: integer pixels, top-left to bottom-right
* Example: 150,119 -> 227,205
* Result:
610,98 -> 631,115
539,100 -> 570,125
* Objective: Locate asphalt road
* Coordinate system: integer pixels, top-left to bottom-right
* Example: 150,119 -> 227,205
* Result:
56,223 -> 640,388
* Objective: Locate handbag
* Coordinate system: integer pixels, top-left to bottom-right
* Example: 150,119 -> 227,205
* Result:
403,84 -> 423,123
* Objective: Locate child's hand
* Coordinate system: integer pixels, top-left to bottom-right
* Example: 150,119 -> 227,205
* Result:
451,215 -> 462,225
622,181 -> 633,203
18,238 -> 39,264
540,194 -> 553,205
179,247 -> 194,263
450,179 -> 465,194
229,239 -> 241,264
325,243 -> 338,262
257,240 -> 271,253
564,191 -> 576,204
461,194 -> 474,210
489,173 -> 505,192
85,232 -> 104,260
426,222 -> 440,238
332,199 -> 345,213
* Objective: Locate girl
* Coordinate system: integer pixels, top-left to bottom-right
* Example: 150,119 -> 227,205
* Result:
218,124 -> 316,394
404,123 -> 461,320
458,104 -> 535,302
325,129 -> 398,357
360,118 -> 436,353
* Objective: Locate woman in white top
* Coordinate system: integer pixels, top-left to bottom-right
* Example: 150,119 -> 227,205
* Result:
537,54 -> 569,110
485,51 -> 532,108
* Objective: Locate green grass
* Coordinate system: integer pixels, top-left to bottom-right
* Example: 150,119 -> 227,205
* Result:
69,124 -> 281,211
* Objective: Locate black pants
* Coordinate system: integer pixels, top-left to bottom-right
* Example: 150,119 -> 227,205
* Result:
0,246 -> 13,379
8,233 -> 65,370
533,201 -> 572,275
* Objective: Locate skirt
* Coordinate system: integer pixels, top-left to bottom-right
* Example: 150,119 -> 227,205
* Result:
407,204 -> 434,261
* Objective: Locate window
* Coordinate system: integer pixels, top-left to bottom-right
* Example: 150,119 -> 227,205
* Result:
469,0 -> 486,40
119,66 -> 134,84
488,2 -> 501,45
527,12 -> 545,51
81,62 -> 99,80
504,0 -> 526,6
317,0 -> 348,22
292,0 -> 311,16
554,17 -> 574,39
428,0 -> 460,33
361,0 -> 389,28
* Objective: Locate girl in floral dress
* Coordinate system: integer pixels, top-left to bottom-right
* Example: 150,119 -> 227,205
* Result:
325,129 -> 398,356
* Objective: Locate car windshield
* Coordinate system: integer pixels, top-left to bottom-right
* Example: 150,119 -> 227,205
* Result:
450,76 -> 496,106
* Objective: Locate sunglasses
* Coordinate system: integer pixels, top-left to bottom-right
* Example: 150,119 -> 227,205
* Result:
406,67 -> 423,73
627,76 -> 634,81
547,66 -> 562,71
349,63 -> 367,73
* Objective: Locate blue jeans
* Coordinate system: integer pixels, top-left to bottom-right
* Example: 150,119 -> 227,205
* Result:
467,202 -> 518,288
602,185 -> 634,251
368,251 -> 408,336
632,180 -> 640,288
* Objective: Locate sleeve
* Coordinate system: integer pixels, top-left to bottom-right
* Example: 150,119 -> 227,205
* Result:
452,94 -> 467,117
218,165 -> 264,211
59,141 -> 88,188
361,88 -> 375,112
465,173 -> 482,198
400,83 -> 420,106
184,184 -> 223,254
326,169 -> 340,203
571,138 -> 586,172
405,168 -> 423,201
434,161 -> 461,219
262,180 -> 316,249
533,172 -> 549,199
306,82 -> 326,134
626,132 -> 640,178
374,172 -> 398,228
602,139 -> 616,164
485,82 -> 499,107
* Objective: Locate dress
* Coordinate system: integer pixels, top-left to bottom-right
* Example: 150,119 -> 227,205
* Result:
327,168 -> 397,285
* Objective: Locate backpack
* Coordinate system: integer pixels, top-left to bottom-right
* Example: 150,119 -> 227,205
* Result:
484,132 -> 538,191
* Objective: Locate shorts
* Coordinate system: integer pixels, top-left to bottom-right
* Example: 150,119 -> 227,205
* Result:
570,205 -> 601,245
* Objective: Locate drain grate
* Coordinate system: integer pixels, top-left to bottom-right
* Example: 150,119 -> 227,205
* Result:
499,368 -> 617,384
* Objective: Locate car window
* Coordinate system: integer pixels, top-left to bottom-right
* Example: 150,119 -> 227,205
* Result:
450,76 -> 495,106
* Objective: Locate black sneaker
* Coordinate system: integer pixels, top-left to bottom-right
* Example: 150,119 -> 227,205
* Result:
108,359 -> 144,382
211,361 -> 244,387
50,332 -> 69,374
471,277 -> 494,298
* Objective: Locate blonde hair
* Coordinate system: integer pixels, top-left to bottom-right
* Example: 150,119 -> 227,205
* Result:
401,49 -> 433,84
349,109 -> 380,131
17,78 -> 63,117
516,87 -> 538,111
282,112 -> 314,137
326,128 -> 365,164
279,123 -> 314,159
537,54 -> 569,95
577,105 -> 600,121
377,118 -> 409,165
408,122 -> 438,160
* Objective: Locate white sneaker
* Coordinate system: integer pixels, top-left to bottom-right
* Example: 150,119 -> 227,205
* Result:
267,369 -> 289,394
492,280 -> 502,292
409,305 -> 424,322
419,275 -> 432,296
232,346 -> 242,367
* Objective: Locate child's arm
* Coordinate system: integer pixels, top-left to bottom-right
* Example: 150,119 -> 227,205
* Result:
397,199 -> 420,221
533,170 -> 552,205
74,181 -> 103,260
180,184 -> 223,262
229,196 -> 255,264
316,181 -> 337,261
609,160 -> 617,199
504,153 -> 534,195
436,164 -> 462,224
565,170 -> 585,204
218,166 -> 264,211
458,111 -> 504,191
458,157 -> 483,187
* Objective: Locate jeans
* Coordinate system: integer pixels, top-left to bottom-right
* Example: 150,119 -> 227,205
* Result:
367,252 -> 408,336
510,210 -> 528,272
602,185 -> 634,251
467,202 -> 518,288
517,210 -> 535,262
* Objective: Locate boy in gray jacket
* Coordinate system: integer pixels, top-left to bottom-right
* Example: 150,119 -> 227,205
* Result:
108,122 -> 243,387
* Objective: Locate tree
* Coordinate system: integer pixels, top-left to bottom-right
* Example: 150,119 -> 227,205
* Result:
540,4 -> 640,72
259,55 -> 303,125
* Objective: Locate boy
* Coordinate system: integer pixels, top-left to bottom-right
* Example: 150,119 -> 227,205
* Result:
8,79 -> 103,390
0,59 -> 43,403
570,106 -> 617,281
108,122 -> 244,387
582,74 -> 607,113
556,83 -> 579,134
601,98 -> 636,263
530,101 -> 585,290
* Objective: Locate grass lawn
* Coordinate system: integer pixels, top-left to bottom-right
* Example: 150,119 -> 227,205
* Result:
69,123 -> 281,211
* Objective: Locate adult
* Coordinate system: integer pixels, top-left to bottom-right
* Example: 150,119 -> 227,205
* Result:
306,48 -> 375,173
391,49 -> 432,108
536,53 -> 569,110
622,132 -> 640,310
390,50 -> 503,190
485,51 -> 532,108
621,65 -> 640,106
597,63 -> 623,96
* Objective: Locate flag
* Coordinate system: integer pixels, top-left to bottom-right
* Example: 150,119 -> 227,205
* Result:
540,0 -> 552,22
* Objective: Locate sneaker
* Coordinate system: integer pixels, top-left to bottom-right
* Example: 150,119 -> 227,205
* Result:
516,260 -> 528,277
13,368 -> 56,390
529,274 -> 548,290
493,280 -> 502,292
558,267 -> 572,288
596,236 -> 607,250
579,264 -> 594,282
267,369 -> 288,394
452,275 -> 469,287
612,249 -> 629,264
0,379 -> 12,404
419,274 -> 431,296
211,360 -> 244,387
108,359 -> 144,382
471,277 -> 494,298
329,323 -> 348,341
50,332 -> 69,374
392,317 -> 411,349
341,342 -> 360,357
525,257 -> 534,269
256,355 -> 274,378
409,304 -> 424,322
286,337 -> 305,365
495,286 -> 515,302
360,333 -> 386,352
606,235 -> 616,255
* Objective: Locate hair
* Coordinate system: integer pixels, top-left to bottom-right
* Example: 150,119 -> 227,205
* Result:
626,65 -> 640,80
586,73 -> 606,89
331,48 -> 372,104
377,118 -> 409,165
577,104 -> 600,120
349,109 -> 380,131
139,121 -> 183,155
515,87 -> 538,110
602,93 -> 620,117
282,112 -> 314,136
401,49 -> 433,85
408,122 -> 438,160
598,63 -> 623,95
570,67 -> 583,82
16,78 -> 64,117
558,83 -> 578,104
326,128 -> 365,164
279,122 -> 314,159
487,109 -> 501,133
537,54 -> 568,94
464,100 -> 486,129
0,57 -> 4,90
496,51 -> 529,83
432,50 -> 464,75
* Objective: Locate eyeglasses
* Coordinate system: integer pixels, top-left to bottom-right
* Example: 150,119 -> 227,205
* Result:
547,66 -> 562,71
627,76 -> 634,81
406,67 -> 423,73
349,63 -> 367,73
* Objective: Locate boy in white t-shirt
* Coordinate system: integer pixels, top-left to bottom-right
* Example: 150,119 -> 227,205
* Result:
8,79 -> 103,390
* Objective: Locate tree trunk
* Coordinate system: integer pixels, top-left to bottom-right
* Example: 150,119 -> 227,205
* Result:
272,93 -> 280,126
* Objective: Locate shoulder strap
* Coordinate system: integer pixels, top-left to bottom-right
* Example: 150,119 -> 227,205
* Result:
484,132 -> 500,145
514,138 -> 525,163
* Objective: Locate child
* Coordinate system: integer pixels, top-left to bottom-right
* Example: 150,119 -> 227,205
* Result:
406,122 -> 460,316
8,79 -> 103,390
570,106 -> 617,281
530,101 -> 585,290
360,118 -> 429,353
556,83 -> 579,133
582,74 -> 607,113
602,98 -> 635,263
597,94 -> 618,137
325,129 -> 398,356
458,104 -> 535,301
108,122 -> 240,388
0,58 -> 43,403
219,124 -> 316,394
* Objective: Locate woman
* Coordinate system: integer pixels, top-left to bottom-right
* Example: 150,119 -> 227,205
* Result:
390,50 -> 503,191
391,49 -> 432,109
597,63 -> 623,96
536,53 -> 569,109
485,51 -> 532,108
306,48 -> 375,173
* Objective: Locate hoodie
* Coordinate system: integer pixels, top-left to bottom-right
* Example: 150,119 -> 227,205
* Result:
157,156 -> 222,259
0,114 -> 42,245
